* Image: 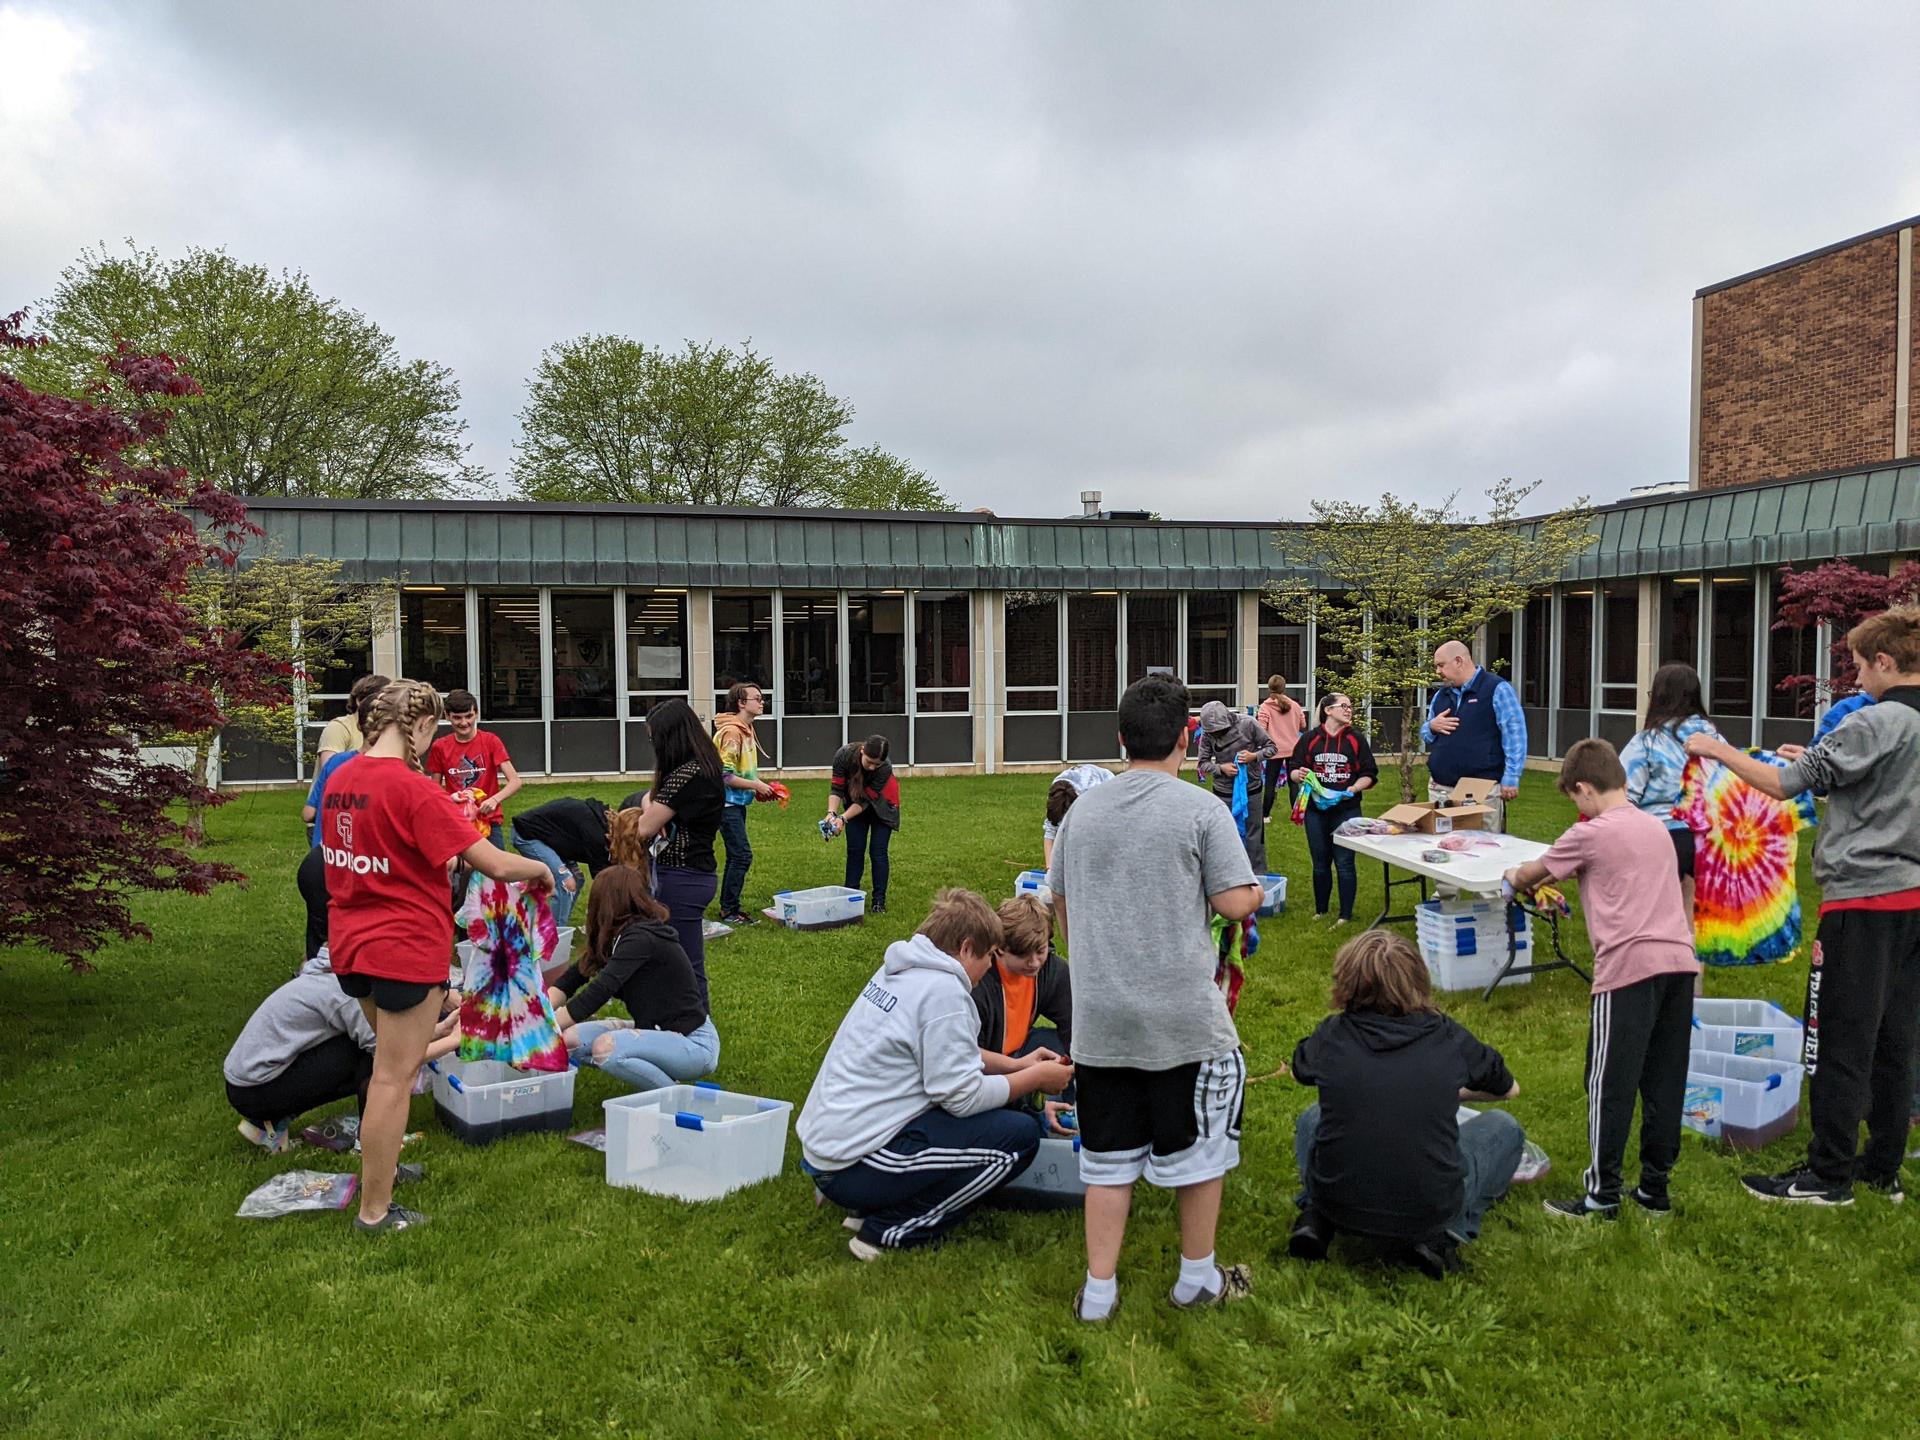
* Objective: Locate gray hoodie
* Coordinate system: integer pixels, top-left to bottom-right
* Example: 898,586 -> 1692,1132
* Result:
222,952 -> 377,1087
1778,689 -> 1920,902
797,933 -> 1011,1171
1196,701 -> 1276,796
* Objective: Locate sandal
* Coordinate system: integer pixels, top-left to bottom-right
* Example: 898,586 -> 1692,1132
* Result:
1169,1263 -> 1253,1309
353,1203 -> 429,1234
1072,1286 -> 1120,1324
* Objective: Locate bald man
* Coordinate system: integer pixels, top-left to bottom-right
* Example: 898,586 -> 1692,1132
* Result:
1421,641 -> 1526,832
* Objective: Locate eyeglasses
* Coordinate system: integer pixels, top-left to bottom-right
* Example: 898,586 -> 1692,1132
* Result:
1329,700 -> 1354,709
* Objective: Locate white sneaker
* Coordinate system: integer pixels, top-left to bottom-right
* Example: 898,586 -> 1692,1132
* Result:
848,1236 -> 884,1261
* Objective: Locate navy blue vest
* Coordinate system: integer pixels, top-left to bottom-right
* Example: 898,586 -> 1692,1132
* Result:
1428,668 -> 1503,787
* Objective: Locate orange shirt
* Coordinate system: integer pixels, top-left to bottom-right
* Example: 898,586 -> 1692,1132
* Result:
997,962 -> 1037,1054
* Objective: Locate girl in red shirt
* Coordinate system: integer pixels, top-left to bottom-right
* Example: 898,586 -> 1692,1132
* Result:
322,680 -> 553,1233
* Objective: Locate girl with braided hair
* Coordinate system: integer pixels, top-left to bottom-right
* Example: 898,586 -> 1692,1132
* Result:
322,680 -> 554,1233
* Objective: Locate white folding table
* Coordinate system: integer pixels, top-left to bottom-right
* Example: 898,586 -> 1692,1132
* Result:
1333,829 -> 1589,999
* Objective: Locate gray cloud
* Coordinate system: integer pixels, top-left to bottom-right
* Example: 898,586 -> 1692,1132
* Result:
5,1 -> 1917,519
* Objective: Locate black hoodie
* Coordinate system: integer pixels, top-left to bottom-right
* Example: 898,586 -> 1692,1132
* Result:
1290,1009 -> 1514,1240
553,918 -> 706,1035
511,797 -> 612,872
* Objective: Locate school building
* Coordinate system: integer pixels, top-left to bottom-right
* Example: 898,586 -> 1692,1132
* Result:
224,459 -> 1919,786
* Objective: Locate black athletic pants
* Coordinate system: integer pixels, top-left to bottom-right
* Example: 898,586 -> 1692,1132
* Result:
1302,800 -> 1360,920
1803,907 -> 1920,1187
297,845 -> 329,960
225,1034 -> 372,1128
1582,970 -> 1694,1206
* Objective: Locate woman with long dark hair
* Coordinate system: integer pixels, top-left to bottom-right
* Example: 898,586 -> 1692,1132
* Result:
826,734 -> 900,914
1621,662 -> 1722,902
548,857 -> 718,1092
620,698 -> 727,1009
1288,693 -> 1379,926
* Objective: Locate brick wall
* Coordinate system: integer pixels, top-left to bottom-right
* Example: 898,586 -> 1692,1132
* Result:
1697,233 -> 1901,488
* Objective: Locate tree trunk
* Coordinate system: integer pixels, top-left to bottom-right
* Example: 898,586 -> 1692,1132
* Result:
1398,696 -> 1421,803
184,731 -> 219,844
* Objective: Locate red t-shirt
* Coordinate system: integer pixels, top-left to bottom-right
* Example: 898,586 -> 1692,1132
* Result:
322,756 -> 481,983
427,729 -> 510,798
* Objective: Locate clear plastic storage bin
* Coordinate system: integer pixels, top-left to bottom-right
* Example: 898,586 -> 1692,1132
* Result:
1256,874 -> 1288,917
1691,998 -> 1804,1064
1683,1049 -> 1803,1148
431,1057 -> 577,1144
458,925 -> 576,986
770,886 -> 867,931
603,1082 -> 794,1201
1415,900 -> 1532,990
1015,870 -> 1049,901
998,1134 -> 1086,1209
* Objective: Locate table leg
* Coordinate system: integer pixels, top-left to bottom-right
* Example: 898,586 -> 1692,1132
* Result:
1368,861 -> 1429,930
1479,907 -> 1594,1000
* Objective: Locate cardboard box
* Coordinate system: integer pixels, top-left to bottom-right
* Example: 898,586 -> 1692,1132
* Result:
1379,778 -> 1496,834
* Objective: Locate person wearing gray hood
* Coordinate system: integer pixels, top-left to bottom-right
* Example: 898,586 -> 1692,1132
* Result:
1196,699 -> 1278,870
799,889 -> 1075,1260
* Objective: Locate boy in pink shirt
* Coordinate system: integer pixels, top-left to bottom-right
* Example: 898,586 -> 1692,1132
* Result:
1505,738 -> 1700,1221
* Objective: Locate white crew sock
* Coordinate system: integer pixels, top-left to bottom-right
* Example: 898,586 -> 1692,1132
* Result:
1172,1251 -> 1221,1304
1078,1271 -> 1118,1321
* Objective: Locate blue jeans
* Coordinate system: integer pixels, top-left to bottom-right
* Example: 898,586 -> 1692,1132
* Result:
655,866 -> 719,1013
718,804 -> 753,916
812,1106 -> 1041,1250
844,814 -> 892,904
1294,1102 -> 1523,1243
569,1018 -> 721,1092
1302,801 -> 1360,919
510,828 -> 582,926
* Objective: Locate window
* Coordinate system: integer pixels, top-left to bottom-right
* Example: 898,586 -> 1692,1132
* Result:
627,591 -> 688,713
1257,597 -> 1305,695
1768,615 -> 1818,719
1315,593 -> 1359,692
481,592 -> 542,720
550,593 -> 615,719
848,594 -> 906,714
712,594 -> 772,714
1520,595 -> 1552,708
1600,587 -> 1638,712
915,591 -> 971,713
1187,592 -> 1237,706
1487,610 -> 1515,688
783,592 -> 838,716
313,604 -> 375,708
1663,578 -> 1700,666
1005,592 -> 1059,712
1709,576 -> 1755,715
1559,592 -> 1593,710
1126,594 -> 1177,682
1067,595 -> 1118,710
400,592 -> 464,695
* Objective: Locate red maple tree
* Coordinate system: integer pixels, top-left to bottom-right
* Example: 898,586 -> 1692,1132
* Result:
1772,559 -> 1920,712
0,310 -> 282,970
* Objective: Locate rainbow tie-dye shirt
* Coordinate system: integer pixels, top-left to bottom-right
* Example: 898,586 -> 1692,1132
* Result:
1673,753 -> 1818,968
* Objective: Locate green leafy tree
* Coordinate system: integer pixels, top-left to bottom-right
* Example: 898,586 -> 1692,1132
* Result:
183,546 -> 397,838
8,244 -> 479,499
1268,480 -> 1597,801
512,335 -> 952,510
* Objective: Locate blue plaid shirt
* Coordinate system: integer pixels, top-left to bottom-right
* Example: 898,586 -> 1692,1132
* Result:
1420,669 -> 1527,787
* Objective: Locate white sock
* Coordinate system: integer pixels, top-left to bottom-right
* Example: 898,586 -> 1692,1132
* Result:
1078,1271 -> 1118,1320
1172,1251 -> 1220,1303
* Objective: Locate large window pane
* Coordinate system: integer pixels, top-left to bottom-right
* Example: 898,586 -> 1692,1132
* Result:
481,592 -> 542,720
1126,594 -> 1177,682
401,592 -> 464,694
1560,592 -> 1593,710
314,605 -> 375,699
627,591 -> 688,707
1663,579 -> 1700,666
1187,591 -> 1236,695
849,594 -> 906,715
1315,593 -> 1359,692
550,592 -> 615,719
1067,595 -> 1118,710
1487,610 -> 1515,688
1006,592 -> 1059,712
712,593 -> 773,712
1600,587 -> 1638,712
1257,598 -> 1305,695
783,592 -> 839,716
1520,595 -> 1552,707
1709,576 -> 1755,715
915,591 -> 971,714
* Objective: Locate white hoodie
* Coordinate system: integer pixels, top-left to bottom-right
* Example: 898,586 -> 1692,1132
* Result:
797,933 -> 1012,1171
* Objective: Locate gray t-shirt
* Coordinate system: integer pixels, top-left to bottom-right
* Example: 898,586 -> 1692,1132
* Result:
1047,768 -> 1257,1069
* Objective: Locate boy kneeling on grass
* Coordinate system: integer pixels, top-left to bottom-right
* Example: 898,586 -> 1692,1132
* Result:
1288,930 -> 1524,1279
976,896 -> 1076,1130
798,889 -> 1075,1260
1506,737 -> 1699,1222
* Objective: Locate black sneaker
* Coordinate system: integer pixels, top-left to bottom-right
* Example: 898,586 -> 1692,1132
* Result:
719,911 -> 756,927
1861,1174 -> 1906,1204
1398,1237 -> 1464,1280
354,1203 -> 429,1234
1740,1168 -> 1853,1206
1286,1209 -> 1333,1262
1543,1195 -> 1619,1221
1628,1186 -> 1671,1216
870,901 -> 888,916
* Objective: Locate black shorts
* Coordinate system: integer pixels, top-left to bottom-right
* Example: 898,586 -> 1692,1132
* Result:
1074,1053 -> 1245,1188
1669,827 -> 1695,880
337,973 -> 441,1013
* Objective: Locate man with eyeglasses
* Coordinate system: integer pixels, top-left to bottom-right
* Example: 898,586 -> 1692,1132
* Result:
1422,640 -> 1526,833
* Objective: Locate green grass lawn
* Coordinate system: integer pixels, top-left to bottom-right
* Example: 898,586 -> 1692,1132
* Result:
2,770 -> 1912,1439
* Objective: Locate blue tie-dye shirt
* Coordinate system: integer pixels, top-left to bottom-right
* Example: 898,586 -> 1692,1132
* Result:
1621,715 -> 1721,829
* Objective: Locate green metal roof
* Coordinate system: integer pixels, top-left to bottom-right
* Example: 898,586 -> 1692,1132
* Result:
238,461 -> 1920,591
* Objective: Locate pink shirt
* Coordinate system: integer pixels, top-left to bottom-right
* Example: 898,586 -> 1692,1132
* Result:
1257,697 -> 1305,758
1541,804 -> 1698,994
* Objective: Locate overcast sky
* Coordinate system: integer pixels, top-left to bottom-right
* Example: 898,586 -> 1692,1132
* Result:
5,3 -> 1917,520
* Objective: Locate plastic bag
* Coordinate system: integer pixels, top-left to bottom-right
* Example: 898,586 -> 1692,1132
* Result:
456,878 -> 569,1073
237,1169 -> 358,1218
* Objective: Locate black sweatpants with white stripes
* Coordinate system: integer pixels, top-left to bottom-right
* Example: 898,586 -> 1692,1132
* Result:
815,1107 -> 1042,1250
1582,971 -> 1694,1207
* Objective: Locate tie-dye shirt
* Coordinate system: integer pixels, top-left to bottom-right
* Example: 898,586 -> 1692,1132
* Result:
1672,753 -> 1818,968
1621,716 -> 1722,829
